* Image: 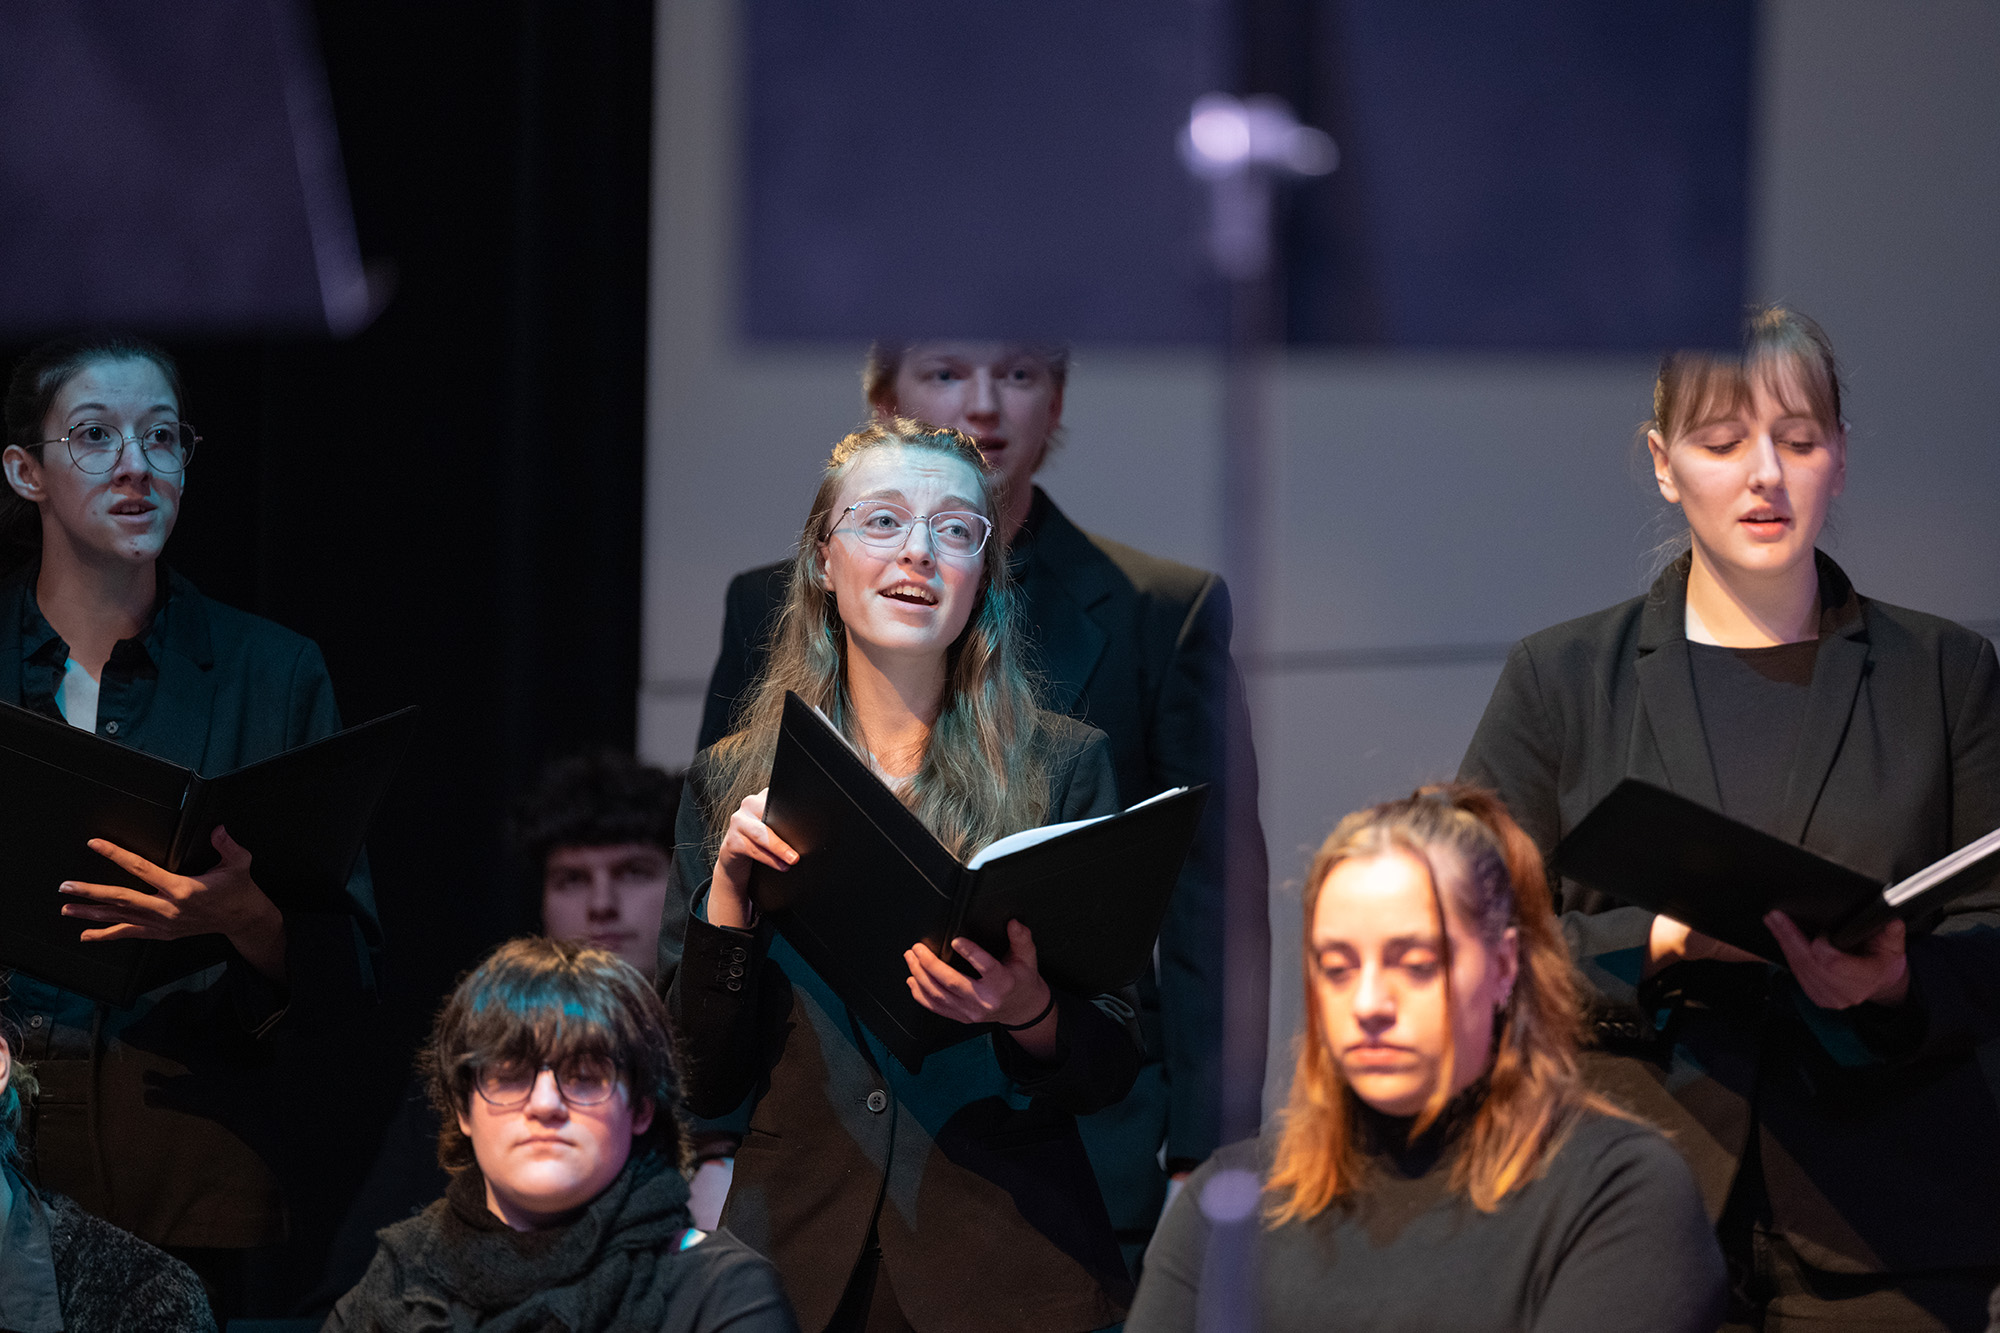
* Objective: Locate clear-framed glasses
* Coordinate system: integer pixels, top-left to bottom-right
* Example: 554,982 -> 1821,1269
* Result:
32,421 -> 199,476
834,500 -> 992,558
472,1055 -> 620,1110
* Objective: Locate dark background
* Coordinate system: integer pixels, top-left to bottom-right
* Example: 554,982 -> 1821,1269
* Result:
4,2 -> 655,1308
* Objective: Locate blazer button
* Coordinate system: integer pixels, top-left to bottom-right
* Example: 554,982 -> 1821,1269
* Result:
104,720 -> 120,735
727,963 -> 745,978
725,979 -> 742,992
865,1090 -> 888,1113
729,947 -> 748,963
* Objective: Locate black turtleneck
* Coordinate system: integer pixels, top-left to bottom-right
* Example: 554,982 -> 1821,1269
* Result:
1127,1099 -> 1726,1333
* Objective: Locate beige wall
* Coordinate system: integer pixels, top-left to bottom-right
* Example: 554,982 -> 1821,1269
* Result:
644,0 -> 2000,1113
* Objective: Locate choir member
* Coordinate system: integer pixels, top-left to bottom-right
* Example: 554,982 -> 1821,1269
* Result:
1126,785 -> 1725,1332
325,937 -> 795,1332
697,340 -> 1263,1263
1461,307 -> 2000,1329
665,419 -> 1141,1332
0,335 -> 379,1311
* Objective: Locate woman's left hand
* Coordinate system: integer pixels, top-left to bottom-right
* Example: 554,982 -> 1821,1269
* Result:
61,825 -> 288,983
1764,910 -> 1908,1009
906,920 -> 1058,1057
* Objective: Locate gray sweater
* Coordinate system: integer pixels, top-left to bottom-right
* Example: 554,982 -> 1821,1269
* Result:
1128,1108 -> 1726,1333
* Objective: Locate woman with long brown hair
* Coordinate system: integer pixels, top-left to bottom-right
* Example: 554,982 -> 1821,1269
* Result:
662,420 -> 1143,1333
1127,785 -> 1724,1332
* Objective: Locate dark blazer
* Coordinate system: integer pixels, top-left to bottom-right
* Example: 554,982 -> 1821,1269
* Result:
1460,551 -> 2000,1275
697,487 -> 1265,1236
0,566 -> 379,1248
665,715 -> 1142,1333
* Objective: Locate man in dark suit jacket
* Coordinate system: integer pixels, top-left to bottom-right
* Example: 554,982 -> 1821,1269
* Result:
695,340 -> 1267,1259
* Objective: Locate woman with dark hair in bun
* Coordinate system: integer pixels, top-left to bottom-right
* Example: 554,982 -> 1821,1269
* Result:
1461,308 -> 2000,1329
0,334 -> 379,1310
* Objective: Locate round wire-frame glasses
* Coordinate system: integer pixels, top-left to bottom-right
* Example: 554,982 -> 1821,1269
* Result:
32,420 -> 199,476
834,500 -> 992,558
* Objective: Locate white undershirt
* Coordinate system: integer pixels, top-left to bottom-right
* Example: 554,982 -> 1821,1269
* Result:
55,657 -> 100,734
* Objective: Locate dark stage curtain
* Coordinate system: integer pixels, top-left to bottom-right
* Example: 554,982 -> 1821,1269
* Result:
1,0 -> 653,1313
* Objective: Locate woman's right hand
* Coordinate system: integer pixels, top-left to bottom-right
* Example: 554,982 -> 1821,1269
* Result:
1645,913 -> 1762,977
709,788 -> 797,929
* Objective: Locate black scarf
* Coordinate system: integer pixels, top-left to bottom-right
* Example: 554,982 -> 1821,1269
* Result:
359,1150 -> 695,1332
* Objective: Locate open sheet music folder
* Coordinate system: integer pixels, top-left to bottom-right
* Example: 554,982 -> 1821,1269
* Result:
1551,778 -> 2000,962
750,692 -> 1207,1069
0,702 -> 417,1006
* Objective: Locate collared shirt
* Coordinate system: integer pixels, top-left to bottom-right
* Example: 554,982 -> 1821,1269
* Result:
0,1162 -> 65,1333
18,565 -> 173,744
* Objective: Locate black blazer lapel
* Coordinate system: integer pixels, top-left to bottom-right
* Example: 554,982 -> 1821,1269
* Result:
1630,559 -> 1723,809
1774,555 -> 1870,846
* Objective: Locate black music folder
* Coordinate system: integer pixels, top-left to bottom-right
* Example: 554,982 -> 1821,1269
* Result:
751,692 -> 1207,1069
0,702 -> 418,1007
1552,778 -> 2000,962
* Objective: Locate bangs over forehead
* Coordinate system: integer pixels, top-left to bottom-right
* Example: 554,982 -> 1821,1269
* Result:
425,936 -> 688,1172
456,975 -> 627,1069
1654,306 -> 1844,442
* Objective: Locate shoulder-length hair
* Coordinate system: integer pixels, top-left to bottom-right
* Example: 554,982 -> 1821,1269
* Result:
1265,783 -> 1627,1223
704,418 -> 1049,858
423,936 -> 689,1172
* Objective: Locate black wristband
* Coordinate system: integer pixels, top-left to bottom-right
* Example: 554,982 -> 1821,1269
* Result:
998,990 -> 1058,1032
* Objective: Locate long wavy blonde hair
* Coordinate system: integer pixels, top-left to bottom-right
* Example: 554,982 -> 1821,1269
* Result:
1266,784 -> 1628,1223
704,419 -> 1050,858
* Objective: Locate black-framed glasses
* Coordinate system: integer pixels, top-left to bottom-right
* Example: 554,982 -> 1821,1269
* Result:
834,500 -> 991,558
32,420 -> 199,476
472,1056 -> 620,1110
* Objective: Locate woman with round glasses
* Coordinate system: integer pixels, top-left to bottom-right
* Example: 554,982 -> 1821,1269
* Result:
327,936 -> 796,1331
663,419 -> 1142,1333
0,334 -> 379,1309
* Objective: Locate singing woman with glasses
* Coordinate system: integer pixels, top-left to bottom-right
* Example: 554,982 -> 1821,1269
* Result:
662,419 -> 1143,1333
327,937 -> 796,1332
0,334 -> 380,1313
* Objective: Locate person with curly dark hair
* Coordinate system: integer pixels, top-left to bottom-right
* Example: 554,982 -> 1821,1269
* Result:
515,750 -> 684,981
325,936 -> 796,1333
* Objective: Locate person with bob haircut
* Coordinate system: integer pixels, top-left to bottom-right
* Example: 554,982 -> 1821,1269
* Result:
1461,307 -> 2000,1330
1127,785 -> 1725,1332
666,419 -> 1144,1333
326,936 -> 796,1332
0,334 -> 378,1311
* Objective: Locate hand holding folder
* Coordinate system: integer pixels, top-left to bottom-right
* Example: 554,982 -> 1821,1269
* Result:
0,701 -> 417,1006
743,693 -> 1208,1069
1553,779 -> 2000,970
